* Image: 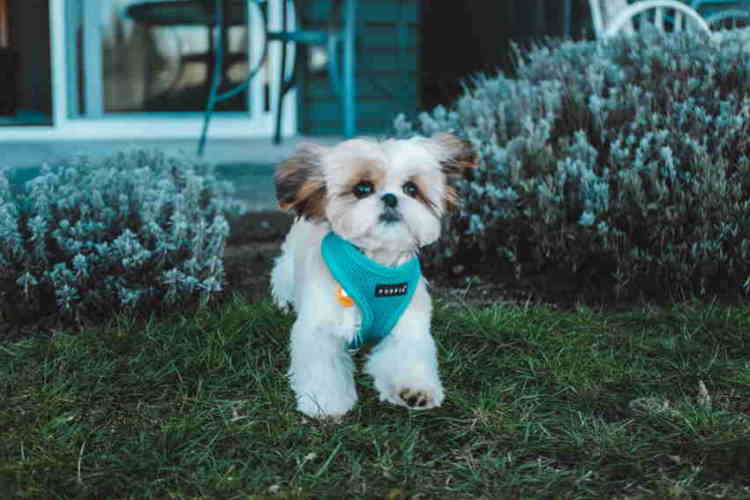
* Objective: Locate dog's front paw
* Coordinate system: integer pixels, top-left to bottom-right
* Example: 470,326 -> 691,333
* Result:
295,391 -> 357,419
398,387 -> 443,409
367,355 -> 445,410
379,383 -> 444,410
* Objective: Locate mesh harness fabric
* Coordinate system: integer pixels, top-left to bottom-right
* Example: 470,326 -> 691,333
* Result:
321,231 -> 421,349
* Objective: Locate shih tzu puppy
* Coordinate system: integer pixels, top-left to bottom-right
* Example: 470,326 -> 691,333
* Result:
271,133 -> 476,418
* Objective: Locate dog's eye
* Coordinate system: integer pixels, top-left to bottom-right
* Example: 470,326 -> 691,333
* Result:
402,181 -> 419,198
352,181 -> 374,198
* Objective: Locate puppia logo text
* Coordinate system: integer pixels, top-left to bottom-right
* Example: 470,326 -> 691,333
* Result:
375,282 -> 408,298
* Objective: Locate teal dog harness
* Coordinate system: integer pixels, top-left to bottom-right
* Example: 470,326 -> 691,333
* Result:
321,232 -> 421,349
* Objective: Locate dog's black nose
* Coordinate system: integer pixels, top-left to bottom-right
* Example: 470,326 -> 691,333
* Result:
381,193 -> 398,208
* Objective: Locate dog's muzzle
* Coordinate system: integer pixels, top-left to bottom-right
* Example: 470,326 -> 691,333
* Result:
379,193 -> 401,223
380,209 -> 401,224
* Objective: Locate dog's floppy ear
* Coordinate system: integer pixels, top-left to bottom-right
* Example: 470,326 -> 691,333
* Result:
275,143 -> 328,220
429,133 -> 478,211
430,132 -> 478,178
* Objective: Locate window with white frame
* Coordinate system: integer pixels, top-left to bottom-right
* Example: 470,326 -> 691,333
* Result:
1,0 -> 294,140
68,0 -> 266,116
0,0 -> 53,126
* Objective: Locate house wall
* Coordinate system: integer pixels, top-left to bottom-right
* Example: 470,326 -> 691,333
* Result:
299,0 -> 597,134
421,0 -> 593,110
297,0 -> 420,136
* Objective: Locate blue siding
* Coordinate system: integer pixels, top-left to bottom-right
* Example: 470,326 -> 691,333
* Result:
298,0 -> 420,135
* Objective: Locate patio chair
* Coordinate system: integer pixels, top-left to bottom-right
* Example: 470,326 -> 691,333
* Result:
128,0 -> 357,155
589,0 -> 711,38
266,0 -> 357,145
125,1 -> 252,108
197,0 -> 357,154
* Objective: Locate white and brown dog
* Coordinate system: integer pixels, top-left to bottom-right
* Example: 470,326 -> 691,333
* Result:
271,133 -> 475,418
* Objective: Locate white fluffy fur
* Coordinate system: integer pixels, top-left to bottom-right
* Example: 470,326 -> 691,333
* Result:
272,135 -> 466,418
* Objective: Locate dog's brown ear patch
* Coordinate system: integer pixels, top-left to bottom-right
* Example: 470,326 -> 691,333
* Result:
275,143 -> 327,220
443,185 -> 460,213
431,132 -> 478,178
430,133 -> 478,212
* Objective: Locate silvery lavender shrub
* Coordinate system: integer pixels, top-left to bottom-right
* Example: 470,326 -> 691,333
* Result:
396,28 -> 750,296
0,150 -> 233,324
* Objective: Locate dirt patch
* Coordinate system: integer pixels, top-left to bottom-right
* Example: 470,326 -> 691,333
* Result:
223,211 -> 579,310
223,211 -> 293,303
224,211 -> 748,312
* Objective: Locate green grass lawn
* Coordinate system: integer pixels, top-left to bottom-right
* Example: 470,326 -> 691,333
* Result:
2,297 -> 750,499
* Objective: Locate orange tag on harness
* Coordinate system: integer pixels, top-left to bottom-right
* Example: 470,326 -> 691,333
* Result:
336,285 -> 355,307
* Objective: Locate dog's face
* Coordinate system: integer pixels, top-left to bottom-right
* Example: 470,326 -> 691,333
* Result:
275,133 -> 476,253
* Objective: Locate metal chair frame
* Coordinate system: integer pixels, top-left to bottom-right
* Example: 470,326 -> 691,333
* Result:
270,0 -> 357,144
198,0 -> 357,155
691,0 -> 750,28
590,0 -> 711,38
198,0 -> 266,155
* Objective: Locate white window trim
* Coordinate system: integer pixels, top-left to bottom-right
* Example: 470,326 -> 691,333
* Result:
1,0 -> 296,141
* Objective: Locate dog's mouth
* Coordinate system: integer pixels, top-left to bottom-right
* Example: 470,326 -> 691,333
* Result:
379,208 -> 402,224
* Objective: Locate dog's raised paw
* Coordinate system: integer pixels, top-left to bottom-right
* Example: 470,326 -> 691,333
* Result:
397,388 -> 440,410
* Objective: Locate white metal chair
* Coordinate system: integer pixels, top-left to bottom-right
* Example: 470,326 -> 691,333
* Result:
589,0 -> 711,38
694,4 -> 750,30
691,1 -> 750,29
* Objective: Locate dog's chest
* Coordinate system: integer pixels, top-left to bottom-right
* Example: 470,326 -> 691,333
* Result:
320,232 -> 420,349
332,300 -> 362,345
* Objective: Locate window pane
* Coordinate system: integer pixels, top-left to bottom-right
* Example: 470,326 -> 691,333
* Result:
0,0 -> 53,126
86,0 -> 254,113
